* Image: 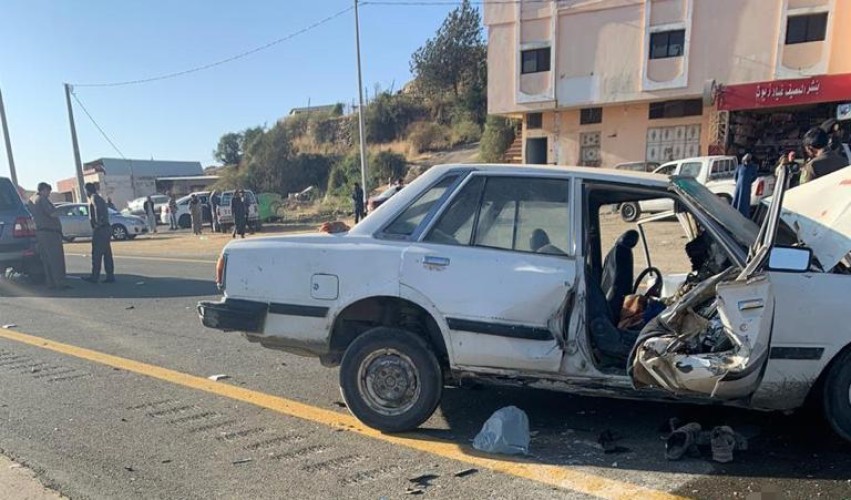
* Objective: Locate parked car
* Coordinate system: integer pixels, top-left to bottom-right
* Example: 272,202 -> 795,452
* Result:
198,163 -> 851,442
0,176 -> 42,281
613,161 -> 660,173
216,190 -> 260,233
619,156 -> 775,222
160,192 -> 211,228
57,203 -> 148,241
126,194 -> 169,219
367,185 -> 403,213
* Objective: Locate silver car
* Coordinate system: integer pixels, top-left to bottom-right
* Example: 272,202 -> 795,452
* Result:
58,203 -> 148,242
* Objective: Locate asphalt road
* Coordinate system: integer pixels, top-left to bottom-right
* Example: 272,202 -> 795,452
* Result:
0,253 -> 850,499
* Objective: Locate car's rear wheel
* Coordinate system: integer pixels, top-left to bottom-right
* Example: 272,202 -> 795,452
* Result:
179,214 -> 191,229
620,202 -> 641,222
112,224 -> 128,241
823,348 -> 851,443
718,194 -> 733,204
340,327 -> 442,433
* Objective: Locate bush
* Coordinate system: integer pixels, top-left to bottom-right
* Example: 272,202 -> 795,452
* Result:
371,151 -> 407,186
408,121 -> 449,154
450,119 -> 482,146
365,92 -> 427,143
479,115 -> 517,162
326,153 -> 363,198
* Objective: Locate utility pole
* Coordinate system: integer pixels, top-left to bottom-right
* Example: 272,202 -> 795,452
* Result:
0,87 -> 18,188
64,83 -> 86,202
354,0 -> 369,207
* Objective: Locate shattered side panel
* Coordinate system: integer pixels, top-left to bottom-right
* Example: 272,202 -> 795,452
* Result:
630,275 -> 774,400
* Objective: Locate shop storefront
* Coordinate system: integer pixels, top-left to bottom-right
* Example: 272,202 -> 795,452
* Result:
716,73 -> 851,164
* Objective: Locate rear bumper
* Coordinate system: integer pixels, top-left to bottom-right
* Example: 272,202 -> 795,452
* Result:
197,298 -> 267,333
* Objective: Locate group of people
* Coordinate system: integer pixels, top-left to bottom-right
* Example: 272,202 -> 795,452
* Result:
732,121 -> 848,216
28,182 -> 114,289
163,189 -> 252,238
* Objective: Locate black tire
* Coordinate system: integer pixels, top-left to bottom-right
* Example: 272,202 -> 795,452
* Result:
178,214 -> 191,229
339,327 -> 442,433
719,194 -> 733,204
112,224 -> 128,241
823,348 -> 851,443
620,202 -> 641,222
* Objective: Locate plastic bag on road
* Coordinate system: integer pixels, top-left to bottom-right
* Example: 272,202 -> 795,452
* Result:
472,406 -> 530,455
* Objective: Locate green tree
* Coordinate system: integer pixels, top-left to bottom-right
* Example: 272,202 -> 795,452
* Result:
410,0 -> 486,100
214,132 -> 243,165
480,116 -> 517,162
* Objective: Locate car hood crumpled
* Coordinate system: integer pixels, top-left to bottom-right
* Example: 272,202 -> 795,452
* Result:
780,165 -> 851,270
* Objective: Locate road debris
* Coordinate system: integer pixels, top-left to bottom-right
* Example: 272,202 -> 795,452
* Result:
472,406 -> 530,455
453,468 -> 478,478
333,401 -> 347,408
711,425 -> 747,463
232,458 -> 253,465
598,429 -> 630,454
207,374 -> 230,381
665,421 -> 748,462
409,474 -> 439,488
666,422 -> 703,460
2,324 -> 17,329
404,488 -> 424,495
135,281 -> 145,286
124,466 -> 135,472
125,305 -> 135,310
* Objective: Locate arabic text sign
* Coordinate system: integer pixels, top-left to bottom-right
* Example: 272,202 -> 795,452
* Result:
718,73 -> 851,111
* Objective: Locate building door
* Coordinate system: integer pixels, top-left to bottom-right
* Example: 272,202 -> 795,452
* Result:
526,137 -> 548,164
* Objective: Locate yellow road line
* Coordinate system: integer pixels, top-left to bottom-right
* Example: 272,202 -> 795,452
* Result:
65,253 -> 215,265
0,327 -> 683,500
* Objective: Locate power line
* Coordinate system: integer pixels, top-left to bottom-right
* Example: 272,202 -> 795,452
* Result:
72,6 -> 354,88
70,90 -> 127,160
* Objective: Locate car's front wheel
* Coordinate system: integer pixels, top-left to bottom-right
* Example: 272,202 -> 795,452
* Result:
620,202 -> 641,222
112,224 -> 128,241
823,348 -> 851,443
340,327 -> 442,433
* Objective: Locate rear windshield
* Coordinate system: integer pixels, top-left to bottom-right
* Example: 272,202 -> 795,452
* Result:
0,179 -> 21,211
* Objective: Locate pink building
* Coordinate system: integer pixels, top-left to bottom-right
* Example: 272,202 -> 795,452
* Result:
485,0 -> 851,167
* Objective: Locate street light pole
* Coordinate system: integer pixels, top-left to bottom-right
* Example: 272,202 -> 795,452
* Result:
64,83 -> 87,202
0,87 -> 18,189
354,0 -> 369,207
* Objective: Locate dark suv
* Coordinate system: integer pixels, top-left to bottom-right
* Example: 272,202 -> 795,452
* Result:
0,177 -> 42,282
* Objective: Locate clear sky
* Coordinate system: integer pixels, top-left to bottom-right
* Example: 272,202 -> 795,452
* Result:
0,0 -> 464,189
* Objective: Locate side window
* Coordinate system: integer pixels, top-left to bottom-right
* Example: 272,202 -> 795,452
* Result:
679,162 -> 702,178
656,164 -> 676,176
425,176 -> 485,246
473,177 -> 570,256
383,175 -> 458,237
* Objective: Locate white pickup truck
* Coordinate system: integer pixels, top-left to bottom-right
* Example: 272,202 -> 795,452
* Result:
619,156 -> 775,221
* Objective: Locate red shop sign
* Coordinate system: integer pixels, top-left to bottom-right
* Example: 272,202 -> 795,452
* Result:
717,73 -> 851,111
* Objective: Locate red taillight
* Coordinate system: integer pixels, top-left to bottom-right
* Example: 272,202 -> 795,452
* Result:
755,179 -> 765,197
13,217 -> 36,238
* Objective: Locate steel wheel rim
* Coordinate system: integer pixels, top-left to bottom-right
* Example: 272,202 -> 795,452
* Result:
113,226 -> 126,240
357,348 -> 421,417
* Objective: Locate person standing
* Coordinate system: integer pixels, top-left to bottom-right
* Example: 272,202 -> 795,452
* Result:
28,183 -> 69,289
732,153 -> 757,217
231,190 -> 247,239
83,183 -> 115,284
800,127 -> 848,184
209,191 -> 220,232
167,193 -> 178,230
143,195 -> 158,234
189,194 -> 203,235
352,182 -> 365,223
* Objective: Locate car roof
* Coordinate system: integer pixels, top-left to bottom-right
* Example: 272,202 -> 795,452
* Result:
431,163 -> 669,187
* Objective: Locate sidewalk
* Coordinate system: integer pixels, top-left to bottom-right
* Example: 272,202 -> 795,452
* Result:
0,455 -> 65,500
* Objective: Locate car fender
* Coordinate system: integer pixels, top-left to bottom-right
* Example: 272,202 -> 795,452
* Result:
399,283 -> 457,365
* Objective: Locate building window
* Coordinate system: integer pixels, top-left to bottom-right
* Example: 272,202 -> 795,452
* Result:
526,112 -> 543,129
521,47 -> 551,74
580,107 -> 602,125
580,132 -> 601,167
649,99 -> 703,120
785,13 -> 828,44
649,29 -> 686,59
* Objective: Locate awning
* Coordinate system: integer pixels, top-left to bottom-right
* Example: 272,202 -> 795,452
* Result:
717,73 -> 851,111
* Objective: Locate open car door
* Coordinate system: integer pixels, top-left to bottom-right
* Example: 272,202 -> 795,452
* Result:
628,166 -> 791,400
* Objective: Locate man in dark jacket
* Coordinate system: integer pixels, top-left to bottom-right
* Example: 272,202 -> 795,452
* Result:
732,153 -> 758,217
231,190 -> 247,239
83,183 -> 115,283
28,182 -> 69,289
800,127 -> 848,184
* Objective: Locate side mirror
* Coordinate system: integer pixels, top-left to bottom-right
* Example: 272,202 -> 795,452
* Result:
767,246 -> 812,272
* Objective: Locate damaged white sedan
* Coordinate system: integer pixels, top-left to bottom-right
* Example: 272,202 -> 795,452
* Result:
198,163 -> 851,442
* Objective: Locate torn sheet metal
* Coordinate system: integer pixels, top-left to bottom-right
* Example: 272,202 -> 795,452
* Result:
780,165 -> 851,270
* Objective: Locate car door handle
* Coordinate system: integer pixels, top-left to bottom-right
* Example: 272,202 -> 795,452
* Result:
423,256 -> 450,267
